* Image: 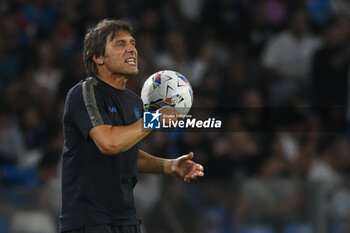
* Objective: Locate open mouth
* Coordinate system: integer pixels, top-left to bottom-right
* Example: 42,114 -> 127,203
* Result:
125,58 -> 136,65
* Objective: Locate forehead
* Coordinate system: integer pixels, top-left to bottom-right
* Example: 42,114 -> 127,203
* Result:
108,30 -> 135,41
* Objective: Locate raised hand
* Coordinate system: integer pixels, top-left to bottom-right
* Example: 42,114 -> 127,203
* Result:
170,152 -> 204,182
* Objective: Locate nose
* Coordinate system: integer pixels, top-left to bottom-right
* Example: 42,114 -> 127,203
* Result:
127,43 -> 137,55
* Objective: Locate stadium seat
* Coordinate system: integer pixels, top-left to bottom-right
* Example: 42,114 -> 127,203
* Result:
236,225 -> 276,233
283,223 -> 313,233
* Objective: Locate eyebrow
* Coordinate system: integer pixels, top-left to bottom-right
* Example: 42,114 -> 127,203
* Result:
114,38 -> 136,44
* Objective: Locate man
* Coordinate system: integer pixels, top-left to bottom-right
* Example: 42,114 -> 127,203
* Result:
60,19 -> 204,233
262,9 -> 321,105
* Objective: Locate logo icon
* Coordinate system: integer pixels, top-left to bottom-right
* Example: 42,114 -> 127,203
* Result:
109,106 -> 117,113
143,110 -> 161,129
134,107 -> 140,120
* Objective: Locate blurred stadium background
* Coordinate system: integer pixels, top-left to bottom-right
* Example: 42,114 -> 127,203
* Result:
0,0 -> 350,233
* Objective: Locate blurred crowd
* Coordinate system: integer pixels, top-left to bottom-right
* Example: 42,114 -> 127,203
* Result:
0,0 -> 350,233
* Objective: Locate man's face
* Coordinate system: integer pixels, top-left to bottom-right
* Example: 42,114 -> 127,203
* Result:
101,30 -> 138,76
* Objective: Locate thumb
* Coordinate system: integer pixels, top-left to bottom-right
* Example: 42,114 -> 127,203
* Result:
179,152 -> 194,162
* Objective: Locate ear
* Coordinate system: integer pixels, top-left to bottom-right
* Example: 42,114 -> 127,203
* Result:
92,55 -> 104,66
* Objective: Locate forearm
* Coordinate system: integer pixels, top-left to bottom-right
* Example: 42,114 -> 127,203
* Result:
90,119 -> 152,154
137,149 -> 173,174
109,119 -> 152,151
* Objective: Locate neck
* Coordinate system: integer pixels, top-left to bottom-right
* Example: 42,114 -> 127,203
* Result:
97,73 -> 128,90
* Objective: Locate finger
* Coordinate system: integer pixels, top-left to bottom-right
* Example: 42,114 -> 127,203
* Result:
185,164 -> 197,178
178,152 -> 194,162
185,152 -> 194,160
176,112 -> 184,120
167,108 -> 181,120
191,171 -> 204,179
196,164 -> 204,171
193,171 -> 204,177
197,171 -> 204,177
172,108 -> 180,115
191,170 -> 200,178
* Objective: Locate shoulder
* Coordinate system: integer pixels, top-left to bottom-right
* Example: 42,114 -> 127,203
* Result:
65,77 -> 105,107
67,77 -> 106,100
277,31 -> 292,41
263,31 -> 289,55
126,89 -> 142,103
306,35 -> 322,47
126,89 -> 144,110
126,89 -> 141,98
267,31 -> 290,46
66,80 -> 84,102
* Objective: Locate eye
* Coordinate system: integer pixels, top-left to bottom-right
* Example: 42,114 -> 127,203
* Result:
116,40 -> 126,46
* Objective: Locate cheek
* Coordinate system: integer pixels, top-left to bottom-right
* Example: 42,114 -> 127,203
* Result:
105,47 -> 123,60
106,53 -> 123,64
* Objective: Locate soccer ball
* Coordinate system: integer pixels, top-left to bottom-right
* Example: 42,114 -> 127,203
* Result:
141,70 -> 193,116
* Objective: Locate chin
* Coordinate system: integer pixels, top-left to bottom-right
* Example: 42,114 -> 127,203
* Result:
118,67 -> 139,77
128,69 -> 139,76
